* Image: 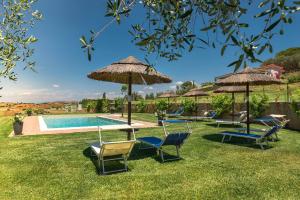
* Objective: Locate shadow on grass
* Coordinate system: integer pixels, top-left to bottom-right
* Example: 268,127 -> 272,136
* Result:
205,123 -> 243,128
83,143 -> 182,174
83,147 -> 134,175
202,134 -> 273,150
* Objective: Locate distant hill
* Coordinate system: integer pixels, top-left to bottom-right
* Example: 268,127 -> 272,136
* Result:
263,47 -> 300,73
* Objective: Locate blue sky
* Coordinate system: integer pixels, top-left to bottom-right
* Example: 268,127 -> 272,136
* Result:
1,0 -> 300,103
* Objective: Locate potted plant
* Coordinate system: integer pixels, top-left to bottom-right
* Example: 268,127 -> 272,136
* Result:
155,100 -> 168,126
13,114 -> 24,135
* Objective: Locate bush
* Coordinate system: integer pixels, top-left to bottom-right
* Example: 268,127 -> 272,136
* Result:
114,98 -> 124,112
182,99 -> 197,114
291,89 -> 300,116
212,95 -> 232,117
155,100 -> 168,112
95,99 -> 110,113
34,108 -> 45,115
250,94 -> 269,118
25,108 -> 33,116
288,75 -> 300,83
136,100 -> 147,113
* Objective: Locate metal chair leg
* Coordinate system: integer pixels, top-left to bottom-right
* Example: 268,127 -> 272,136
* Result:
176,146 -> 180,158
222,135 -> 226,143
160,149 -> 164,162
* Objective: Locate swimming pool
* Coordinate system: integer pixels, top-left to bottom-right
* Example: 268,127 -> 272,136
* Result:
39,115 -> 126,130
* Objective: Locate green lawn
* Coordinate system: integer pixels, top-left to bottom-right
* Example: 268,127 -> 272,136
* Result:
1,114 -> 300,199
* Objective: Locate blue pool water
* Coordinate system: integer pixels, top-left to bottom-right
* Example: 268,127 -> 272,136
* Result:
42,116 -> 126,129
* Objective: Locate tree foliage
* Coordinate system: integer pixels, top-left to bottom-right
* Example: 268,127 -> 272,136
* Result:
176,81 -> 195,94
212,94 -> 232,117
0,0 -> 42,82
250,93 -> 269,118
81,0 -> 300,71
263,47 -> 300,73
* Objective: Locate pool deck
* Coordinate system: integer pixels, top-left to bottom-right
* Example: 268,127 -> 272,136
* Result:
21,114 -> 157,136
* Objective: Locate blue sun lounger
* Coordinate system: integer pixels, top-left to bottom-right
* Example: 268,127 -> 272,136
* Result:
166,107 -> 184,118
221,126 -> 279,150
137,120 -> 192,162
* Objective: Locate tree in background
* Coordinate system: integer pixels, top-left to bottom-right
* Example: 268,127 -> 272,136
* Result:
212,95 -> 232,117
250,94 -> 269,118
263,47 -> 300,73
0,0 -> 42,83
176,81 -> 196,95
81,1 -> 300,71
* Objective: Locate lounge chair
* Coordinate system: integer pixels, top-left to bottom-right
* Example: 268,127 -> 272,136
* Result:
166,107 -> 184,118
221,125 -> 279,150
137,120 -> 192,162
238,116 -> 290,140
90,125 -> 136,174
215,111 -> 247,127
188,111 -> 217,121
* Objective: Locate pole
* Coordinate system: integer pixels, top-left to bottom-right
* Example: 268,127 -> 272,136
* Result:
127,73 -> 132,140
286,83 -> 289,102
195,96 -> 198,117
246,83 -> 250,134
232,92 -> 235,122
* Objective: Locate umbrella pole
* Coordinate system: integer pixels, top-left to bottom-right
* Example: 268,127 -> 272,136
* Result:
246,83 -> 250,134
232,92 -> 235,122
195,96 -> 198,117
127,73 -> 132,140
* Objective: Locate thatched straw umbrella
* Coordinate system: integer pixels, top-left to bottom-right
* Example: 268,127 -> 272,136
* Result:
216,67 -> 281,133
158,91 -> 179,105
214,86 -> 252,122
88,56 -> 172,139
183,88 -> 209,115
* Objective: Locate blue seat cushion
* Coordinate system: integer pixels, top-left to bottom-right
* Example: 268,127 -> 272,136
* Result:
163,132 -> 189,146
137,137 -> 163,148
221,131 -> 261,139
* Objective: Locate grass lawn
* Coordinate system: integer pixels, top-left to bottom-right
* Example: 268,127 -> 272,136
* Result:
0,113 -> 300,199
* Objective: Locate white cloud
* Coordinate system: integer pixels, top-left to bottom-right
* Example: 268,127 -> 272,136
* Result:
52,84 -> 60,88
170,85 -> 177,90
144,86 -> 154,90
176,81 -> 183,85
138,90 -> 145,94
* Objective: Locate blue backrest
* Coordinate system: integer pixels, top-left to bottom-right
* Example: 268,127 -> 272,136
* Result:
163,132 -> 190,146
175,107 -> 184,114
209,111 -> 217,118
263,126 -> 279,138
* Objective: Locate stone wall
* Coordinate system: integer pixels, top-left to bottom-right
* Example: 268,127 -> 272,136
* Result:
126,102 -> 300,130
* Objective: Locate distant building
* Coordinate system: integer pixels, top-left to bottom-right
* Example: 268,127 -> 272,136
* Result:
257,64 -> 285,79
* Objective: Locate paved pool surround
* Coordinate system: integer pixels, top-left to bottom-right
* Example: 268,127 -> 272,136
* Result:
21,114 -> 157,136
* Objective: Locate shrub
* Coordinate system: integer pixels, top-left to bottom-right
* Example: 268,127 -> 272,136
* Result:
291,89 -> 300,116
212,95 -> 232,117
250,94 -> 269,118
155,100 -> 168,112
155,100 -> 168,120
114,98 -> 124,112
34,108 -> 45,115
288,75 -> 300,83
25,108 -> 33,116
95,99 -> 110,113
136,100 -> 146,113
182,99 -> 197,114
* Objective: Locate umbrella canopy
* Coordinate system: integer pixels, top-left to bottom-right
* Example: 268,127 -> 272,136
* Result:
182,88 -> 209,97
158,92 -> 179,98
213,86 -> 250,93
216,67 -> 280,86
216,67 -> 281,133
88,56 -> 171,85
88,56 -> 172,139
